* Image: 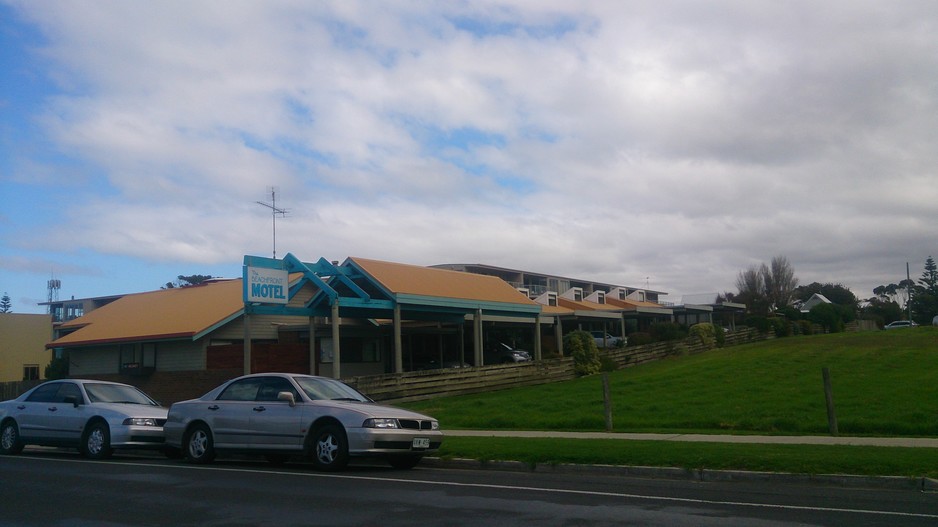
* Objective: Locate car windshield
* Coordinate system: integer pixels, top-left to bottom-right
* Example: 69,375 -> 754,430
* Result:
293,377 -> 370,402
84,383 -> 158,405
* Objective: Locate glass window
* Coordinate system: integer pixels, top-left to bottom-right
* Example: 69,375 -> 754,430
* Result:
84,383 -> 157,405
22,365 -> 39,381
26,383 -> 60,403
217,378 -> 263,401
55,382 -> 83,403
294,376 -> 369,402
255,377 -> 299,402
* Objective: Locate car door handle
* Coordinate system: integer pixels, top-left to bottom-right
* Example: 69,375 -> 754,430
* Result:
47,407 -> 58,412
253,406 -> 266,412
207,405 -> 220,411
16,405 -> 25,410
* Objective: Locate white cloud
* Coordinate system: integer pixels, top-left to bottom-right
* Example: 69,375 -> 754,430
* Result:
2,0 -> 937,306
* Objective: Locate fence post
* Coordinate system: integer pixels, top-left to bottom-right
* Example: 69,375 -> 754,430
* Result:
602,372 -> 613,432
822,367 -> 838,436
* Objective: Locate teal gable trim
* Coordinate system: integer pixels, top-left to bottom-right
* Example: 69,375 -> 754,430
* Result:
193,309 -> 245,341
242,253 -> 542,321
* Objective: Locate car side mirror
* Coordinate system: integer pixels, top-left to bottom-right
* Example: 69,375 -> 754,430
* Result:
63,395 -> 81,408
277,391 -> 296,407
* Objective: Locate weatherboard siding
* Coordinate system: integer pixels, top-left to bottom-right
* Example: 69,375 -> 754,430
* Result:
211,314 -> 305,340
155,341 -> 204,371
69,347 -> 120,375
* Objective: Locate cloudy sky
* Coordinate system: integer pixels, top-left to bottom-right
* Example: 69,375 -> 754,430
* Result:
2,1 -> 936,314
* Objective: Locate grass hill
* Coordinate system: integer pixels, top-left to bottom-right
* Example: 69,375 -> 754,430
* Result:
406,327 -> 938,437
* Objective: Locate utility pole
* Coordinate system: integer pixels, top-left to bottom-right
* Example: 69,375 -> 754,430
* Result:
256,187 -> 288,259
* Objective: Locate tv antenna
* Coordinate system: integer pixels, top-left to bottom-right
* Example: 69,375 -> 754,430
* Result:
256,187 -> 289,259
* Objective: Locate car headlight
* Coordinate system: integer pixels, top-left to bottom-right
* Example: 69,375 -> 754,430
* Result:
363,418 -> 399,429
123,418 -> 159,427
431,421 -> 440,431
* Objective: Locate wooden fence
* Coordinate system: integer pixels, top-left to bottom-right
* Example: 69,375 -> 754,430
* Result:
0,379 -> 41,401
346,358 -> 577,403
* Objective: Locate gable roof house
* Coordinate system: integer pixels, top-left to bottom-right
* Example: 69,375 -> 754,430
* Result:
799,293 -> 833,314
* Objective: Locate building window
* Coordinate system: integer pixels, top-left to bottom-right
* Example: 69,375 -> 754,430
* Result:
23,365 -> 39,381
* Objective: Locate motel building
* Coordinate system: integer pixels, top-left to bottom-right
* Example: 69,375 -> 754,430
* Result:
44,254 -> 717,404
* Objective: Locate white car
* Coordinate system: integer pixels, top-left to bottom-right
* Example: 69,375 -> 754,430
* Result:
0,379 -> 168,459
590,331 -> 625,348
884,320 -> 918,329
164,373 -> 443,470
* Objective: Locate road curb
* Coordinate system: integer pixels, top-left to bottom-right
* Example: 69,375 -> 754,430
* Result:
422,457 -> 936,491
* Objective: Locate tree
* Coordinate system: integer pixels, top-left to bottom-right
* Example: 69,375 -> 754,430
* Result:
735,265 -> 769,315
872,280 -> 914,309
910,256 -> 938,324
733,256 -> 798,315
162,274 -> 215,289
762,255 -> 798,311
862,297 -> 903,326
0,292 -> 11,313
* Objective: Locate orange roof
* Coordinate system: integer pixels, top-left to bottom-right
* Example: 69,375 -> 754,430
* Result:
558,298 -> 622,312
51,279 -> 244,348
538,304 -> 573,315
605,297 -> 665,310
350,257 -> 537,306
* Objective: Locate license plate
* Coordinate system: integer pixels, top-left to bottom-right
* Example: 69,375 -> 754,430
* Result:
412,437 -> 430,449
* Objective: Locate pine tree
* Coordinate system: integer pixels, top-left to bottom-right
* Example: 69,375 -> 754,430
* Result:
910,256 -> 938,323
0,292 -> 11,313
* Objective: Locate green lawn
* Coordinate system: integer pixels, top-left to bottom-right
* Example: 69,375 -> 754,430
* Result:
402,327 -> 938,477
405,327 -> 938,436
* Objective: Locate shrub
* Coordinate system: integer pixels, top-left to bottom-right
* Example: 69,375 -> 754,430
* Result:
808,303 -> 844,333
798,320 -> 813,335
769,317 -> 791,338
689,323 -> 716,348
45,355 -> 69,380
713,324 -> 726,347
564,330 -> 601,376
777,306 -> 802,321
745,316 -> 771,334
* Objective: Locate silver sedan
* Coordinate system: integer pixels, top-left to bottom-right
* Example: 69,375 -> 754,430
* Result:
0,379 -> 168,459
164,373 -> 443,470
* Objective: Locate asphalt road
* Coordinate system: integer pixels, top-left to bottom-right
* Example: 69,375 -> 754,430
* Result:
1,450 -> 937,527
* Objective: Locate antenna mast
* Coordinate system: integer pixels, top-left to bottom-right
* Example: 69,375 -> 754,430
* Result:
256,187 -> 289,259
47,272 -> 61,315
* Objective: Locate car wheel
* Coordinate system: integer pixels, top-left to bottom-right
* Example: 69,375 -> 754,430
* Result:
309,423 -> 348,471
184,423 -> 215,464
0,420 -> 25,455
81,421 -> 113,460
387,455 -> 422,470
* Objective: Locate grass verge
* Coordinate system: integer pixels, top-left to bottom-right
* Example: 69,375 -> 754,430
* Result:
437,436 -> 938,478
